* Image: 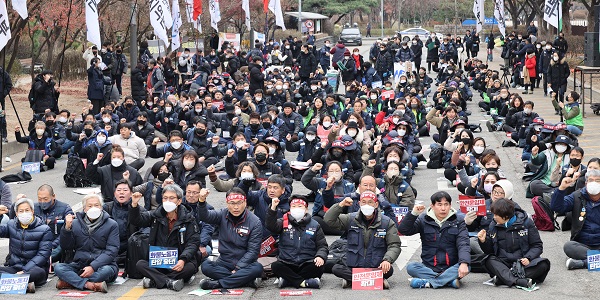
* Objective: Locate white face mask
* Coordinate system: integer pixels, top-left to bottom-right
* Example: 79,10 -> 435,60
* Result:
546,46 -> 552,50
195,108 -> 203,113
587,182 -> 600,195
555,144 -> 568,153
347,129 -> 358,137
311,86 -> 318,91
397,129 -> 406,137
387,157 -> 400,163
534,125 -> 542,132
255,97 -> 262,101
58,117 -> 68,123
267,85 -> 273,89
553,56 -> 559,61
322,81 -> 327,86
86,207 -> 102,220
473,146 -> 485,154
523,108 -> 532,114
306,134 -> 316,141
235,109 -> 242,115
360,204 -> 375,216
36,129 -> 45,136
322,121 -> 331,128
484,183 -> 494,193
17,212 -> 33,225
183,160 -> 195,169
162,201 -> 178,213
275,85 -> 283,90
269,147 -> 276,155
165,107 -> 172,113
171,141 -> 182,150
111,158 -> 123,167
240,172 -> 254,180
102,117 -> 111,123
328,172 -> 342,181
235,141 -> 245,148
370,95 -> 377,100
392,118 -> 400,124
387,169 -> 399,177
96,136 -> 106,145
290,208 -> 306,221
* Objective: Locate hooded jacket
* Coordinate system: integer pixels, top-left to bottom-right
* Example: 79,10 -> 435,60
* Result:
547,57 -> 570,87
243,184 -> 292,238
0,216 -> 52,272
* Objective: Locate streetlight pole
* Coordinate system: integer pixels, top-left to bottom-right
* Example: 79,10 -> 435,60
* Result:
454,0 -> 458,37
381,0 -> 384,37
298,0 -> 302,34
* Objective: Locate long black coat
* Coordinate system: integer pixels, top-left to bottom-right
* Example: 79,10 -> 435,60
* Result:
130,67 -> 147,103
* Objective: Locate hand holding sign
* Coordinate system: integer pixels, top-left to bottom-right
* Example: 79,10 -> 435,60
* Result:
379,261 -> 391,274
464,211 -> 477,225
171,260 -> 185,272
314,257 -> 324,267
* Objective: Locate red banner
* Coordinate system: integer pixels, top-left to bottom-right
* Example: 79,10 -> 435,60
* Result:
351,268 -> 383,290
259,235 -> 277,257
210,289 -> 244,295
56,291 -> 91,298
280,290 -> 313,296
458,195 -> 487,216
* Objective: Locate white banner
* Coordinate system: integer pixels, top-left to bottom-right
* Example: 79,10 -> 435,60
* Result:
149,0 -> 169,52
85,0 -> 101,48
209,0 -> 221,31
254,31 -> 265,44
473,0 -> 485,33
184,0 -> 202,33
494,0 -> 506,37
268,0 -> 286,30
544,0 -> 562,30
242,0 -> 251,31
160,0 -> 173,29
0,0 -> 10,52
171,0 -> 182,51
12,0 -> 27,19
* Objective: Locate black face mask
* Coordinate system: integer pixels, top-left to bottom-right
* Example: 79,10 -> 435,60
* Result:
331,149 -> 344,159
262,122 -> 271,129
570,158 -> 582,167
255,153 -> 267,163
84,129 -> 93,137
461,138 -> 471,145
486,167 -> 498,173
117,50 -> 122,54
45,120 -> 54,127
227,112 -> 235,119
250,123 -> 260,131
157,173 -> 170,181
195,128 -> 206,135
126,103 -> 133,108
137,120 -> 146,126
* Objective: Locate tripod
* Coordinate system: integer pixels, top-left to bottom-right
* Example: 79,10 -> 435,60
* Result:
500,66 -> 511,87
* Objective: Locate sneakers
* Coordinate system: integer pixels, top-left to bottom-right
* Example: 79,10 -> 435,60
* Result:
448,278 -> 461,289
341,279 -> 350,288
56,279 -> 75,290
142,277 -> 156,289
491,276 -> 501,286
304,278 -> 322,289
88,282 -> 108,293
486,121 -> 495,132
409,278 -> 430,289
199,278 -> 221,290
515,278 -> 533,288
277,277 -> 290,288
566,258 -> 586,270
248,278 -> 261,289
27,282 -> 35,293
523,90 -> 528,94
186,275 -> 196,284
166,279 -> 184,291
383,279 -> 390,289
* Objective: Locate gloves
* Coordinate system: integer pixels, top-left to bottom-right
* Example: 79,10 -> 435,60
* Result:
464,211 -> 477,225
456,158 -> 466,170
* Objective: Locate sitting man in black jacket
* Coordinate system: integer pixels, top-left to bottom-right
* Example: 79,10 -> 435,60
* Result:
86,145 -> 143,201
130,184 -> 201,291
132,111 -> 155,145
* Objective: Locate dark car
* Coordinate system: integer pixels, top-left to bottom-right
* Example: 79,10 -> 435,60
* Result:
339,27 -> 362,46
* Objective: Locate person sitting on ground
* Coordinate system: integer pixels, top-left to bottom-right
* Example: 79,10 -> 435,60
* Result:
527,135 -> 572,198
266,195 -> 328,289
86,145 -> 143,201
0,198 -> 53,293
477,198 -> 550,288
108,122 -> 147,170
551,169 -> 600,270
130,185 -> 200,291
324,191 -> 401,289
54,194 -> 119,293
15,122 -> 59,170
399,191 -> 470,289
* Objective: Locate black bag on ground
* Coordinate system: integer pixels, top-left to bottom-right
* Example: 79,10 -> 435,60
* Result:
124,230 -> 150,279
324,238 -> 347,273
427,144 -> 444,169
1,171 -> 32,183
64,156 -> 93,188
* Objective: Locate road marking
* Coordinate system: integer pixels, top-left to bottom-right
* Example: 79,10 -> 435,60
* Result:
0,239 -> 8,248
72,202 -> 82,212
117,286 -> 146,300
395,235 -> 421,271
437,181 -> 455,191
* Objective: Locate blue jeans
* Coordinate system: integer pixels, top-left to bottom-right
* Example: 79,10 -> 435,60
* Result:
61,140 -> 75,156
566,125 -> 583,136
201,260 -> 263,289
54,262 -> 117,290
406,262 -> 462,289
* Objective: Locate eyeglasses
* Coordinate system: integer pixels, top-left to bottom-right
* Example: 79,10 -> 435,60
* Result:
492,190 -> 505,196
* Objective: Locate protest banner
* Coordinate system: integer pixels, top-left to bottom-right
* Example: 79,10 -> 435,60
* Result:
351,268 -> 383,290
588,250 -> 600,271
458,195 -> 487,216
0,273 -> 29,294
149,246 -> 178,269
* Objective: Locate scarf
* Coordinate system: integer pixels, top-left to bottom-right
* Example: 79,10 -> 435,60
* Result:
353,54 -> 361,70
84,212 -> 104,234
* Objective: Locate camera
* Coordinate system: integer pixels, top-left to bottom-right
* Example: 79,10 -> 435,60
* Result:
499,64 -> 510,71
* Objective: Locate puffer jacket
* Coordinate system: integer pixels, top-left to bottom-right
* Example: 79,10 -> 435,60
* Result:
375,49 -> 393,75
197,203 -> 262,270
297,51 -> 317,78
103,199 -> 144,254
129,203 -> 201,268
244,185 -> 292,238
60,211 -> 119,272
32,74 -> 60,114
330,43 -> 347,66
547,57 -> 570,87
399,208 -> 471,273
265,208 -> 328,266
0,216 -> 52,272
87,66 -> 108,100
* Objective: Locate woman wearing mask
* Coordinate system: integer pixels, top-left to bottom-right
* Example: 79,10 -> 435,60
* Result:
527,135 -> 572,198
523,49 -> 537,94
409,97 -> 428,136
458,153 -> 505,195
301,161 -> 355,235
208,161 -> 262,192
227,143 -> 281,185
155,101 -> 179,135
15,121 -> 59,170
261,137 -> 294,185
299,97 -> 328,127
316,115 -> 336,145
557,91 -> 584,136
86,145 -> 143,201
87,58 -> 110,115
170,150 -> 209,189
363,160 -> 415,209
351,48 -> 364,83
445,129 -> 477,187
74,129 -> 112,167
331,117 -> 370,163
0,198 -> 53,293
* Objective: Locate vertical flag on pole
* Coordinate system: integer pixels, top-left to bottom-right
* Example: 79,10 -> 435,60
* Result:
193,0 -> 202,20
149,0 -> 169,49
160,0 -> 173,29
85,0 -> 102,47
268,0 -> 286,30
544,0 -> 562,31
0,0 -> 10,51
185,0 -> 202,33
494,0 -> 506,37
171,0 -> 182,51
473,0 -> 485,34
242,0 -> 251,31
263,0 -> 269,14
12,0 -> 27,19
209,0 -> 221,31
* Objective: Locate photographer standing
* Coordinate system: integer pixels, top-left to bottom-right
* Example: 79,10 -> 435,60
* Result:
30,70 -> 60,120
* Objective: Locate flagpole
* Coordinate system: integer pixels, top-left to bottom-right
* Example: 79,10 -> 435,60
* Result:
58,0 -> 74,87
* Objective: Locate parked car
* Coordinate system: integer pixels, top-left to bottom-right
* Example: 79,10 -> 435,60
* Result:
339,26 -> 362,46
396,27 -> 443,42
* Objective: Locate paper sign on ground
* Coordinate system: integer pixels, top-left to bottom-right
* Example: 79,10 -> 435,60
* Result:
351,268 -> 383,290
22,162 -> 40,174
458,195 -> 487,216
0,273 -> 29,294
280,290 -> 313,296
56,291 -> 91,297
149,246 -> 178,268
588,250 -> 600,271
188,289 -> 211,296
210,289 -> 244,295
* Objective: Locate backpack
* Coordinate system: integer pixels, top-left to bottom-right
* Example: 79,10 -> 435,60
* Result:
28,85 -> 35,108
124,230 -> 150,279
64,156 -> 93,188
139,49 -> 152,66
1,171 -> 32,183
531,196 -> 559,231
324,238 -> 347,272
427,144 -> 444,169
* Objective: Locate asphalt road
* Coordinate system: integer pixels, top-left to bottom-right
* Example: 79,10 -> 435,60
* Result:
0,39 -> 599,300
